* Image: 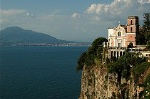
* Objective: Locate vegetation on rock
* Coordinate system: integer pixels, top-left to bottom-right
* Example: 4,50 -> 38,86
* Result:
107,51 -> 150,98
77,37 -> 107,70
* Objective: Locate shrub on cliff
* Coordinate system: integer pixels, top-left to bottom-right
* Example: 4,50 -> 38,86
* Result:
107,52 -> 147,81
133,62 -> 150,76
87,37 -> 107,56
77,37 -> 107,70
142,75 -> 150,98
77,52 -> 87,70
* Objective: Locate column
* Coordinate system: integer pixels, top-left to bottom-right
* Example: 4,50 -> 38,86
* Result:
114,38 -> 116,47
119,51 -> 120,57
124,39 -> 126,47
116,51 -> 117,58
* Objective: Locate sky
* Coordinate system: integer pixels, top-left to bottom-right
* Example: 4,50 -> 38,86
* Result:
0,0 -> 150,42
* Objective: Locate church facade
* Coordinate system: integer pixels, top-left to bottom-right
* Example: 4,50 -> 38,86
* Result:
103,16 -> 140,59
108,16 -> 139,48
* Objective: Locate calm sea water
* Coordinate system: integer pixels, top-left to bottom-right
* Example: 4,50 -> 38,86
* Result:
0,46 -> 88,99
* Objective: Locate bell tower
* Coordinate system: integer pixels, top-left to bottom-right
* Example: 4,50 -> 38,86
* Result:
126,16 -> 139,46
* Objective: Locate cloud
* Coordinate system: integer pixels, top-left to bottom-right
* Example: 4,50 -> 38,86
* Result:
0,19 -> 8,23
70,0 -> 150,41
1,9 -> 35,18
1,9 -> 27,16
86,0 -> 150,19
26,12 -> 35,17
138,0 -> 150,4
71,13 -> 81,18
85,0 -> 150,23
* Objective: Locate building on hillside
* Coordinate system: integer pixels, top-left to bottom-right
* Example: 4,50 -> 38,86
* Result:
103,16 -> 139,59
103,16 -> 150,60
108,16 -> 139,48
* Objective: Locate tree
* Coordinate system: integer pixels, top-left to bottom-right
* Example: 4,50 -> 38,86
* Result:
147,41 -> 150,50
77,52 -> 87,70
136,13 -> 150,45
91,37 -> 108,48
77,37 -> 108,70
127,42 -> 133,48
88,37 -> 107,58
143,13 -> 150,44
133,62 -> 150,76
143,13 -> 150,33
108,52 -> 146,82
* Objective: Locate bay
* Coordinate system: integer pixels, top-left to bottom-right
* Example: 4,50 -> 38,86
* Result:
0,46 -> 88,99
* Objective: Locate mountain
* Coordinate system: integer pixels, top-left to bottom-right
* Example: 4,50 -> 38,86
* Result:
0,26 -> 70,45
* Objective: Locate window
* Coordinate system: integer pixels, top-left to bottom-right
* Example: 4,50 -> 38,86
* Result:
131,20 -> 133,25
118,43 -> 121,47
118,32 -> 121,36
131,27 -> 132,32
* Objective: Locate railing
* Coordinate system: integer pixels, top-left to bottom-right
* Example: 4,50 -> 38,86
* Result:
108,47 -> 127,50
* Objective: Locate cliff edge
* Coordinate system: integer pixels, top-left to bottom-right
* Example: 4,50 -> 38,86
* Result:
77,37 -> 150,99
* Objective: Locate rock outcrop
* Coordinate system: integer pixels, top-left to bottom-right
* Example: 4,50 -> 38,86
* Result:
79,62 -> 108,99
79,59 -> 150,99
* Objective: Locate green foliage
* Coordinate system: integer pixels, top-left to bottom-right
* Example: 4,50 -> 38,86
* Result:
143,13 -> 150,32
145,32 -> 150,41
133,62 -> 150,76
143,13 -> 150,45
107,52 -> 147,80
91,37 -> 107,49
77,37 -> 107,70
108,61 -> 123,74
136,33 -> 146,45
107,51 -> 149,97
144,75 -> 150,86
85,53 -> 95,66
127,42 -> 133,48
87,37 -> 107,57
77,52 -> 87,70
142,75 -> 150,98
85,37 -> 107,66
136,13 -> 150,45
146,40 -> 150,50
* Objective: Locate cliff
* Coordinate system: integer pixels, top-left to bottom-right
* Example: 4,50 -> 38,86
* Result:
79,59 -> 108,99
79,63 -> 150,99
77,37 -> 150,99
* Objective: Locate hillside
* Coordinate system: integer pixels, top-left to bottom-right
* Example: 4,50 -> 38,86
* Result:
0,26 -> 70,45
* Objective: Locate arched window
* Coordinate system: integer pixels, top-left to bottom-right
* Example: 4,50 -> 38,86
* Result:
131,27 -> 132,32
128,42 -> 133,48
131,20 -> 133,25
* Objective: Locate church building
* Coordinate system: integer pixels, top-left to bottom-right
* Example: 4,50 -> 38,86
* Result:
108,16 -> 139,48
103,16 -> 140,59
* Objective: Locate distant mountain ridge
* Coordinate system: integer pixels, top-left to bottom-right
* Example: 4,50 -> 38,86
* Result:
0,26 -> 71,45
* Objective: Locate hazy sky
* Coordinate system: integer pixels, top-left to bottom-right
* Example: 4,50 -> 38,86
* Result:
1,0 -> 150,42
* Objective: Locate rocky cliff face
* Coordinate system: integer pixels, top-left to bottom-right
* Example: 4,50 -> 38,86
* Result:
79,60 -> 150,99
79,63 -> 108,99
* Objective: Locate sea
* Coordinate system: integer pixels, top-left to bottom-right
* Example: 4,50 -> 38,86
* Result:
0,46 -> 88,99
